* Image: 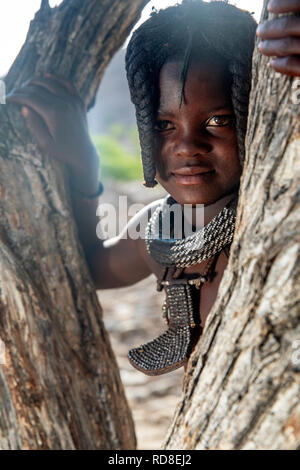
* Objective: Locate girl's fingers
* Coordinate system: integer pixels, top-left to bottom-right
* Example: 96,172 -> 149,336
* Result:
258,37 -> 300,56
257,16 -> 300,38
28,77 -> 73,101
30,75 -> 82,104
22,107 -> 57,156
268,0 -> 300,13
44,74 -> 85,108
270,55 -> 300,75
7,77 -> 84,116
6,86 -> 58,129
257,4 -> 300,77
45,73 -> 79,95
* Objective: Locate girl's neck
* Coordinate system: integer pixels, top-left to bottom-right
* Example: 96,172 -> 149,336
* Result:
183,191 -> 238,230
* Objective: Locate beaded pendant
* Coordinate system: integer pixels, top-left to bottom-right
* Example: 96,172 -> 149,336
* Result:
127,251 -> 219,376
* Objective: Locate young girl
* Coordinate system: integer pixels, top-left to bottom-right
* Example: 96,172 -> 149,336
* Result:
7,0 -> 300,375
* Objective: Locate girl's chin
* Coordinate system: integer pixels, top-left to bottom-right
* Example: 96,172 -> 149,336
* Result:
168,190 -> 219,206
156,178 -> 222,206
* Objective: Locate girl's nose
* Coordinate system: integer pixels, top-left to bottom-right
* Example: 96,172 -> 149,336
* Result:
174,129 -> 212,158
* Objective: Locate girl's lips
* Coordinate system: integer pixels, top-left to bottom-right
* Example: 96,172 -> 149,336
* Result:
172,170 -> 216,185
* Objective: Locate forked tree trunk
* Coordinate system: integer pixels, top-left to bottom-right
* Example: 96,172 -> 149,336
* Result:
165,3 -> 300,450
0,0 -> 148,450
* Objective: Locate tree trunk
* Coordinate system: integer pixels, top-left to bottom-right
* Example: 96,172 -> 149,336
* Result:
165,2 -> 300,450
0,0 -> 148,450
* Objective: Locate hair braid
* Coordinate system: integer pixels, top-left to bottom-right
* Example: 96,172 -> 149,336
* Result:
125,0 -> 257,187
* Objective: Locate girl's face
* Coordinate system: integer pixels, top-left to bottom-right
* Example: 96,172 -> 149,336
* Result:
154,58 -> 242,206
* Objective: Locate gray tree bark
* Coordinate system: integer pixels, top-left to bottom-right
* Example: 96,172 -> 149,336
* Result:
0,0 -> 148,450
165,2 -> 300,450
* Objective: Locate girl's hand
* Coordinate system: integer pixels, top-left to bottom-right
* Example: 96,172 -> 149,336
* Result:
6,74 -> 99,172
256,0 -> 300,76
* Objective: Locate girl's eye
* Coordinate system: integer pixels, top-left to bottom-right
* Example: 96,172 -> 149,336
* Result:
206,115 -> 235,127
154,120 -> 174,132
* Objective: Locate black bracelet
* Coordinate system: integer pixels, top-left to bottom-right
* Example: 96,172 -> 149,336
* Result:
70,181 -> 104,200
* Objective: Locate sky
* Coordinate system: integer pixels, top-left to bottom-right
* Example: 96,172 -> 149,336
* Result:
0,0 -> 264,77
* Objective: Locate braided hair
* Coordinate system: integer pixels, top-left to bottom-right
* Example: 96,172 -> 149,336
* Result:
125,0 -> 257,188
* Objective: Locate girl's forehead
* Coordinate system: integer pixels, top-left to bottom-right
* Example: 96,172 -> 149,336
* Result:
158,60 -> 232,111
160,58 -> 230,85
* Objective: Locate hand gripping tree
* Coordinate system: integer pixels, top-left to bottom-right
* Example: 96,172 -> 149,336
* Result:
0,0 -> 148,450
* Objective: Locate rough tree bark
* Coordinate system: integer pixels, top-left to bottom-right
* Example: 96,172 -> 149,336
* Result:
165,2 -> 300,450
0,0 -> 148,450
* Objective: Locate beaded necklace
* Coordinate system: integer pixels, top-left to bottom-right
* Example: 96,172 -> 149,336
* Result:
128,195 -> 238,375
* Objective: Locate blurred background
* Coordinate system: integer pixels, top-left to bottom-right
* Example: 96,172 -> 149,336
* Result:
0,0 -> 264,449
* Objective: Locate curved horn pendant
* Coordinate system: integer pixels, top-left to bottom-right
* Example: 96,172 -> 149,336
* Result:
128,281 -> 202,376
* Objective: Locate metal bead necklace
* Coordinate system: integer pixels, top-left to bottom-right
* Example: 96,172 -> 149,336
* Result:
128,194 -> 238,375
145,195 -> 238,267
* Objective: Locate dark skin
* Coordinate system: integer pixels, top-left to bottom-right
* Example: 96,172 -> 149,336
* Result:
153,59 -> 241,207
257,0 -> 300,76
6,0 -> 300,331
